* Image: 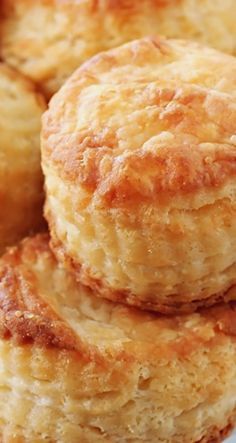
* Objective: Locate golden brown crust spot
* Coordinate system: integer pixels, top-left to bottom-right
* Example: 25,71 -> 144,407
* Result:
2,0 -> 178,8
198,411 -> 236,442
0,235 -> 136,365
90,0 -> 178,12
42,37 -> 236,208
0,234 -> 78,351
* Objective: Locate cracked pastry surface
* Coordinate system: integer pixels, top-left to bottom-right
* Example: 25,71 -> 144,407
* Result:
0,63 -> 46,255
0,233 -> 236,442
42,36 -> 236,313
0,0 -> 236,97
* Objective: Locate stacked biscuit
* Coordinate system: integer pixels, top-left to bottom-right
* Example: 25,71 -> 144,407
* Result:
0,1 -> 236,442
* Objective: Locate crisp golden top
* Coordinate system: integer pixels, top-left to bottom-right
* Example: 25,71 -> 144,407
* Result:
0,234 -> 236,361
42,37 -> 236,208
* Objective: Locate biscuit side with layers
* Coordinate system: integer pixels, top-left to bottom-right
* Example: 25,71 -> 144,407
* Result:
42,37 -> 236,313
0,234 -> 236,442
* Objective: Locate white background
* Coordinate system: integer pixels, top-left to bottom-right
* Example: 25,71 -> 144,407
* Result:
226,431 -> 236,442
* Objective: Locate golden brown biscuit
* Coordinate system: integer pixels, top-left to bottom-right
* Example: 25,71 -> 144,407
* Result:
0,63 -> 46,255
0,0 -> 235,97
42,37 -> 236,313
0,233 -> 236,442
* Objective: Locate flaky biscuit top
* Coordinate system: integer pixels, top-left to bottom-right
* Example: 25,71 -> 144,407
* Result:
41,37 -> 236,312
43,37 -> 236,207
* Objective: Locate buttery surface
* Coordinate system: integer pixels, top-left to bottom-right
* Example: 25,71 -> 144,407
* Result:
0,234 -> 236,442
1,0 -> 236,96
0,63 -> 46,255
42,36 -> 236,313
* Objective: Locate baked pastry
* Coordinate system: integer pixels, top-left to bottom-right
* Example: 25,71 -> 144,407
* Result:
0,63 -> 46,255
42,37 -> 236,313
0,233 -> 235,442
0,0 -> 235,97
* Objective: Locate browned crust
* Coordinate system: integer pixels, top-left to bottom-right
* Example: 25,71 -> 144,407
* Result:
0,235 -> 134,366
91,0 -> 180,12
0,234 -> 80,351
51,234 -> 236,316
197,412 -> 236,443
1,0 -> 179,11
42,37 -> 236,208
44,136 -> 236,208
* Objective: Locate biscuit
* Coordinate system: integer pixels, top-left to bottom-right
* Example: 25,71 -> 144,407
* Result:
0,233 -> 235,442
42,37 -> 236,313
0,0 -> 235,97
0,63 -> 46,254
